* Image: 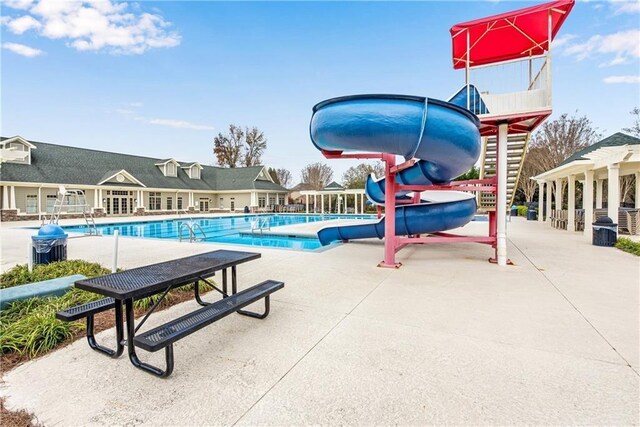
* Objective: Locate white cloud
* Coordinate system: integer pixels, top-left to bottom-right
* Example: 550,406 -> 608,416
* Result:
2,0 -> 180,55
2,42 -> 44,57
3,0 -> 34,10
560,29 -> 640,66
552,34 -> 577,49
148,118 -> 215,131
603,75 -> 640,84
611,0 -> 640,14
5,15 -> 41,34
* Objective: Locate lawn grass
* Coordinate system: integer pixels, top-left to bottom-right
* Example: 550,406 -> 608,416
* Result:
615,237 -> 640,256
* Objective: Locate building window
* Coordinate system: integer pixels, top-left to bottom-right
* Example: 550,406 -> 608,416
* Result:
177,197 -> 183,210
166,197 -> 173,211
26,195 -> 38,214
258,196 -> 266,208
230,198 -> 235,211
166,163 -> 176,176
219,197 -> 224,209
191,167 -> 200,179
199,198 -> 209,212
46,195 -> 57,213
269,196 -> 276,206
149,192 -> 161,210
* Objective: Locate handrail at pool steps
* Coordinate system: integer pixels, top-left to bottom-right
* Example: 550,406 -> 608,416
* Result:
251,216 -> 271,234
179,221 -> 207,242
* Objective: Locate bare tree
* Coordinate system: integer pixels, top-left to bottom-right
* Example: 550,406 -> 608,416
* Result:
527,113 -> 600,195
518,147 -> 545,203
342,162 -> 385,189
301,162 -> 333,191
244,127 -> 267,167
622,107 -> 640,137
275,168 -> 292,188
213,125 -> 244,168
213,124 -> 268,168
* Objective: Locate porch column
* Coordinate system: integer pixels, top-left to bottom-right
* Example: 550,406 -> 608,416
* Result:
94,189 -> 98,208
284,194 -> 288,205
275,194 -> 279,205
538,181 -> 544,222
555,178 -> 563,211
545,180 -> 552,225
313,194 -> 317,212
10,186 -> 16,209
567,175 -> 576,232
607,164 -> 620,224
595,179 -> 603,209
328,194 -> 332,212
2,186 -> 8,209
361,192 -> 364,213
305,194 -> 309,213
583,169 -> 594,239
635,172 -> 640,209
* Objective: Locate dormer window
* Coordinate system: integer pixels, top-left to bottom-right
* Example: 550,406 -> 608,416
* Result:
155,159 -> 179,177
181,162 -> 203,179
0,136 -> 36,164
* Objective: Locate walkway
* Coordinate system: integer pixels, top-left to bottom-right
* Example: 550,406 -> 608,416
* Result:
1,218 -> 638,425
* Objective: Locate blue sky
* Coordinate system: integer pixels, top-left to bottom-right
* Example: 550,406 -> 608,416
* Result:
2,0 -> 639,184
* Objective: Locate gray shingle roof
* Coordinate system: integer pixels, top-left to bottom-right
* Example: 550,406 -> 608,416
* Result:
0,137 -> 288,192
323,181 -> 344,191
560,132 -> 640,166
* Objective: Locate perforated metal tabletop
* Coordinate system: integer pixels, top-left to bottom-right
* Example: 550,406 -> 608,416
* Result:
75,250 -> 261,299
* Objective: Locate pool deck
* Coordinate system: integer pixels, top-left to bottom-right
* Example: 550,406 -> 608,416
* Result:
0,215 -> 638,425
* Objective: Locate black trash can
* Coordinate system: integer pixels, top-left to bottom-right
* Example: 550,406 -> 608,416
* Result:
32,224 -> 68,265
510,206 -> 518,216
592,216 -> 617,247
527,209 -> 537,221
243,206 -> 250,213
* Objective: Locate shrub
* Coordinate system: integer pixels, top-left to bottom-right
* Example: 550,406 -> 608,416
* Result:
0,260 -> 112,289
517,205 -> 528,217
615,238 -> 640,256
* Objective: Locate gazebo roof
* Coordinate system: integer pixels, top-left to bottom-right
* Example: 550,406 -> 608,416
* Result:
532,132 -> 640,181
323,181 -> 345,191
560,132 -> 640,166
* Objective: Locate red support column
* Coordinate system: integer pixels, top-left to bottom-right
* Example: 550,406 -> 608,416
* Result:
379,153 -> 402,268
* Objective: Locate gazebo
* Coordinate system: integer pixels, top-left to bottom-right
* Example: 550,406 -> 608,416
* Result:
532,132 -> 640,237
300,181 -> 366,214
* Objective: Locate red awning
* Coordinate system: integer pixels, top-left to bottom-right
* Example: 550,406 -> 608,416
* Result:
450,0 -> 574,69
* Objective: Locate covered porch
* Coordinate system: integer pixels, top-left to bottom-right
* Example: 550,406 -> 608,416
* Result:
300,181 -> 367,214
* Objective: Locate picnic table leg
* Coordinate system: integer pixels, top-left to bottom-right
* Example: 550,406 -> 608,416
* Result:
124,298 -> 174,378
86,301 -> 124,358
194,280 -> 209,307
222,269 -> 228,297
234,266 -> 272,319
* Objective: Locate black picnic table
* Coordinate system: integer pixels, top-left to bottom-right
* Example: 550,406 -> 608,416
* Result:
59,250 -> 283,377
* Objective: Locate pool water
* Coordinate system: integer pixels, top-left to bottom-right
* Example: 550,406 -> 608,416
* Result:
62,214 -> 376,251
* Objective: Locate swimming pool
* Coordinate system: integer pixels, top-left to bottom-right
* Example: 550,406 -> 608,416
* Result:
62,214 -> 376,251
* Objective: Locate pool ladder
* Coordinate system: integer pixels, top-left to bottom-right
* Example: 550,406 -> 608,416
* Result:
179,221 -> 207,243
251,217 -> 271,235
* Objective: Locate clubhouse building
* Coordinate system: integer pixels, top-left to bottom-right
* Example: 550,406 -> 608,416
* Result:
0,136 -> 289,221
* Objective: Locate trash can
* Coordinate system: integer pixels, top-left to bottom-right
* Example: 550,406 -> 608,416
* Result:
510,206 -> 518,216
243,206 -> 250,213
592,216 -> 617,247
527,209 -> 537,221
32,224 -> 68,265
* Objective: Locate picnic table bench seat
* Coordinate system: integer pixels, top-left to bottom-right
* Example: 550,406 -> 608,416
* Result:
134,280 -> 283,352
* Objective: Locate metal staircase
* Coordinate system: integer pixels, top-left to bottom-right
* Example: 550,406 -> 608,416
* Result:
478,133 -> 529,212
47,187 -> 97,235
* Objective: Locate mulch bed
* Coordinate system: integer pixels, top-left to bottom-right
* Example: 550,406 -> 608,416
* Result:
1,288 -> 213,426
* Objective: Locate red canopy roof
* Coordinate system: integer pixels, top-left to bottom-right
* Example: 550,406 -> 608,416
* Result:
450,0 -> 574,69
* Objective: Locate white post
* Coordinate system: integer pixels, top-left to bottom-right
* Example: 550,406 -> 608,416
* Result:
28,241 -> 33,273
584,169 -> 594,239
112,229 -> 119,273
38,186 -> 42,221
538,181 -> 544,222
546,180 -> 552,225
328,194 -> 332,212
93,189 -> 98,209
567,175 -> 576,232
305,194 -> 309,213
496,123 -> 509,266
2,185 -> 8,209
361,192 -> 364,213
321,194 -> 325,214
607,164 -> 620,224
635,172 -> 640,209
10,185 -> 16,209
596,179 -> 603,209
284,194 -> 288,205
99,189 -> 104,208
555,178 -> 563,211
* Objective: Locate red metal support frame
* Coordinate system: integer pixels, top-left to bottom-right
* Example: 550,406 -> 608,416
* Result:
378,153 -> 402,268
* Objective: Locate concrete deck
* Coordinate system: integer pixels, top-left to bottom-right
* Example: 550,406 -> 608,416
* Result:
1,216 -> 638,425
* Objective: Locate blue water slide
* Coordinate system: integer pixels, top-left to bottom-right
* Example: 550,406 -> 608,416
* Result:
310,93 -> 481,246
